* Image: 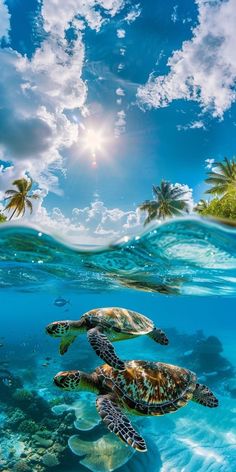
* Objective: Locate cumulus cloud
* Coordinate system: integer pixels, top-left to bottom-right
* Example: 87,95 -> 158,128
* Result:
0,0 -> 10,40
0,1 -> 127,193
117,28 -> 126,39
0,45 -> 80,191
26,199 -> 143,245
124,4 -> 141,24
177,120 -> 206,131
42,0 -> 125,35
137,0 -> 236,119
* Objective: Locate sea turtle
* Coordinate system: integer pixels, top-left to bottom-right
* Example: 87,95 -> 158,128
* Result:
54,360 -> 218,452
46,307 -> 168,370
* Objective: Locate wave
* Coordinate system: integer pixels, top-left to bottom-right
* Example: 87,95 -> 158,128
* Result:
1,217 -> 236,296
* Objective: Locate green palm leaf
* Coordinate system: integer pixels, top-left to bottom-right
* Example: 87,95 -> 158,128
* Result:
140,180 -> 190,225
205,157 -> 236,197
4,178 -> 38,220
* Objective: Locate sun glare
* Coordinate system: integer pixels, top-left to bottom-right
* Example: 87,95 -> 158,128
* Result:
80,124 -> 110,167
83,128 -> 106,156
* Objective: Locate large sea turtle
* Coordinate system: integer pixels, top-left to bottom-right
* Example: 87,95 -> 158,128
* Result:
54,360 -> 218,452
46,307 -> 168,370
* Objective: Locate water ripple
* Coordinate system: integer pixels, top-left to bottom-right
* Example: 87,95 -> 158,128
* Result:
1,217 -> 236,295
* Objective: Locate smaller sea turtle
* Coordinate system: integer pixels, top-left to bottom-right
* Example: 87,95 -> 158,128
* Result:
46,307 -> 168,370
54,360 -> 218,452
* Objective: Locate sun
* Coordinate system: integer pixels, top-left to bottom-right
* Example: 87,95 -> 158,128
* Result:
82,128 -> 106,157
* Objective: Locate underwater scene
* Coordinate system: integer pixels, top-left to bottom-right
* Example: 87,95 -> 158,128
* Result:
0,218 -> 236,472
1,0 -> 236,471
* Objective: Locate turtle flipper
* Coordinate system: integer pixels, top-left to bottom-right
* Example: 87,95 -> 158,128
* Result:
87,328 -> 125,370
192,383 -> 218,408
59,335 -> 76,355
96,394 -> 147,452
148,327 -> 169,345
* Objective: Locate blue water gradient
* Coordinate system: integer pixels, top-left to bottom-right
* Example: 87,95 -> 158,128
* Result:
0,217 -> 236,471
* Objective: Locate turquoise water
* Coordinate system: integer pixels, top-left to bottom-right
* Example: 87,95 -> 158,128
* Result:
0,217 -> 236,471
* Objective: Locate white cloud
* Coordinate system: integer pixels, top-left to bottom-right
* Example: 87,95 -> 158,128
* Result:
205,158 -> 215,169
114,110 -> 126,137
171,183 -> 194,212
116,87 -> 125,96
0,45 -> 80,192
124,4 -> 141,24
26,199 -> 143,245
0,0 -> 10,40
0,1 -> 126,193
117,63 -> 125,71
177,120 -> 206,131
42,0 -> 125,35
117,28 -> 126,39
171,5 -> 178,23
137,0 -> 236,119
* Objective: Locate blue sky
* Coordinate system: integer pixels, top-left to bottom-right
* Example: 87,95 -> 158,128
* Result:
0,0 -> 236,243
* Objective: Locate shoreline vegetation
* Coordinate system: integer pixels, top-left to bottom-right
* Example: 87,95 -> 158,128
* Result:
0,157 -> 236,227
139,157 -> 236,225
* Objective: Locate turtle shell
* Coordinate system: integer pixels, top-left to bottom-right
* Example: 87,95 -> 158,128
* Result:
96,360 -> 197,415
82,308 -> 154,335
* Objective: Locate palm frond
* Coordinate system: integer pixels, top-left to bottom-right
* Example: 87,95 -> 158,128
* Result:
4,190 -> 18,197
12,178 -> 29,193
26,199 -> 33,214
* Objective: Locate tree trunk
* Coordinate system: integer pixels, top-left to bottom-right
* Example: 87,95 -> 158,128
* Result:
9,207 -> 18,221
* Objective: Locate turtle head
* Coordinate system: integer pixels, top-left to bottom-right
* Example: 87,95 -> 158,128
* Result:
46,321 -> 71,338
54,370 -> 82,391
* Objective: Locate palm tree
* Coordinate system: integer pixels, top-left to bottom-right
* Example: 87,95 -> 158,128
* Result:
139,180 -> 190,225
0,212 -> 7,223
4,178 -> 39,220
205,157 -> 236,196
194,199 -> 210,214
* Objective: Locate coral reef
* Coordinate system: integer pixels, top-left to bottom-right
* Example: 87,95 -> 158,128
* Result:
68,433 -> 134,472
42,452 -> 60,467
179,335 -> 235,385
0,328 -> 234,471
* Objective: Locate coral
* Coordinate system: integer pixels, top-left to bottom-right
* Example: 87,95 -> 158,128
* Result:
32,434 -> 53,448
7,408 -> 26,428
180,335 -> 234,383
68,433 -> 134,472
42,453 -> 60,467
18,419 -> 38,434
49,397 -> 67,407
13,461 -> 31,472
12,389 -> 33,404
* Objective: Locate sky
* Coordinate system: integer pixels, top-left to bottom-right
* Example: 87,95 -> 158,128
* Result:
0,0 -> 236,244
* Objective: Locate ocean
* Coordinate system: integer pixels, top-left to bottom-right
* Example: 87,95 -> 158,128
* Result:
0,217 -> 235,472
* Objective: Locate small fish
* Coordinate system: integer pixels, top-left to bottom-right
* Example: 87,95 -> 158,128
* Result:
183,350 -> 193,356
42,363 -> 49,367
45,357 -> 52,361
54,297 -> 70,308
0,343 -> 4,348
